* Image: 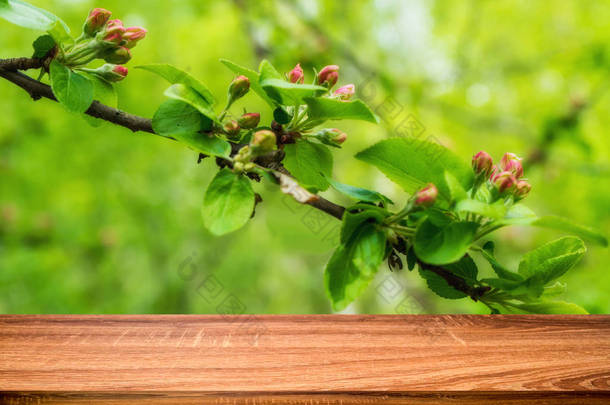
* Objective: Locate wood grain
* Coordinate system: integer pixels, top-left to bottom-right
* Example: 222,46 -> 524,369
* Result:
0,315 -> 609,404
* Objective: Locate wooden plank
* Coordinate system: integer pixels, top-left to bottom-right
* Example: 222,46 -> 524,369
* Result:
0,315 -> 609,404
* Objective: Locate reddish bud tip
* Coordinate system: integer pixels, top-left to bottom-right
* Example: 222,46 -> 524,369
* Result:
328,128 -> 347,144
415,183 -> 438,208
514,180 -> 531,200
123,26 -> 147,48
493,171 -> 517,194
94,64 -> 128,82
500,152 -> 524,178
334,84 -> 355,100
317,65 -> 339,88
237,112 -> 260,129
229,75 -> 250,101
288,63 -> 304,84
112,65 -> 128,78
472,151 -> 493,176
84,8 -> 112,36
102,19 -> 126,44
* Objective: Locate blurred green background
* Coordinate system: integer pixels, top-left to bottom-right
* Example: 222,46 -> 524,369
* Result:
1,0 -> 608,314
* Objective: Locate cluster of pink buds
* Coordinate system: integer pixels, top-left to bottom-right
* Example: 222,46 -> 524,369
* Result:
473,151 -> 531,200
97,18 -> 147,64
59,8 -> 147,81
286,63 -> 356,101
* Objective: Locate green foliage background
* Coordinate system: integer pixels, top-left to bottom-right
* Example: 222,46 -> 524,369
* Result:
1,0 -> 608,314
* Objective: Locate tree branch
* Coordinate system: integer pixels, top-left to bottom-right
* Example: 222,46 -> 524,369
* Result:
0,57 -> 344,218
0,56 -> 485,301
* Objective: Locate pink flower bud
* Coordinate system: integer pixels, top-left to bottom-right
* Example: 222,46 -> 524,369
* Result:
472,151 -> 493,176
102,19 -> 126,44
112,65 -> 128,78
414,183 -> 438,208
500,152 -> 524,178
317,65 -> 339,88
514,180 -> 531,200
91,64 -> 128,82
493,171 -> 517,194
237,112 -> 260,129
327,128 -> 347,144
228,75 -> 250,101
251,130 -> 277,152
83,8 -> 112,37
103,46 -> 131,64
333,84 -> 355,100
223,120 -> 241,138
288,63 -> 304,84
123,26 -> 147,48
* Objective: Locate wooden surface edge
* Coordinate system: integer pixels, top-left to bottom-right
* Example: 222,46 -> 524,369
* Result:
2,391 -> 610,405
1,314 -> 609,400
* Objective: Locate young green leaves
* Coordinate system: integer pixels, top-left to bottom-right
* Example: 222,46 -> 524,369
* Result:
0,0 -> 70,42
50,60 -> 93,113
325,205 -> 389,311
283,139 -> 333,192
356,138 -> 473,202
305,97 -> 379,124
321,138 -> 607,313
414,217 -> 478,265
138,64 -> 232,158
220,59 -> 378,126
202,169 -> 255,236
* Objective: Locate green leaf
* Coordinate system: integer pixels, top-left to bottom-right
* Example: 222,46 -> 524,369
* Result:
518,236 -> 586,286
136,64 -> 215,105
202,169 -> 255,235
81,73 -> 116,127
479,241 -> 524,281
172,132 -> 231,158
455,199 -> 507,220
340,204 -> 389,244
352,224 -> 387,277
163,84 -> 219,124
444,255 -> 478,282
542,281 -> 567,298
417,266 -> 467,299
328,178 -> 393,205
414,217 -> 478,265
356,138 -> 474,202
273,106 -> 292,124
283,139 -> 333,192
50,60 -> 93,114
261,79 -> 327,106
406,246 -> 417,271
0,0 -> 69,38
325,223 -> 387,311
152,99 -> 205,136
496,204 -> 538,226
258,59 -> 283,81
304,97 -> 379,123
508,300 -> 588,314
532,216 -> 608,247
32,34 -> 55,58
220,59 -> 276,108
444,171 -> 468,202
